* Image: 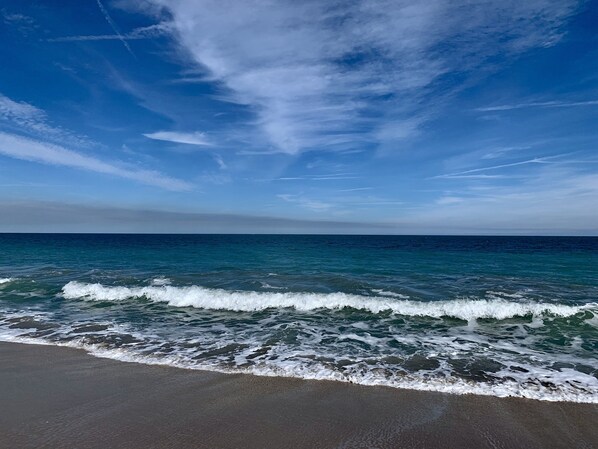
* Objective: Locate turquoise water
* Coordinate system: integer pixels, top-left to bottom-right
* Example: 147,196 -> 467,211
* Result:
1,234 -> 597,402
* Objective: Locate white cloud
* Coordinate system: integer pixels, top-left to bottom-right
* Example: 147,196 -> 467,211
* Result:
148,0 -> 579,154
212,154 -> 226,170
0,93 -> 93,148
0,93 -> 43,123
0,131 -> 192,191
144,131 -> 212,146
1,9 -> 37,34
481,146 -> 532,160
0,93 -> 193,190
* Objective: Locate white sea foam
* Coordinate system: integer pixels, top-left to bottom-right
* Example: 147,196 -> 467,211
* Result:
0,330 -> 596,403
2,305 -> 598,403
151,277 -> 171,286
0,278 -> 13,285
260,282 -> 286,290
371,289 -> 409,299
486,290 -> 525,299
61,281 -> 595,321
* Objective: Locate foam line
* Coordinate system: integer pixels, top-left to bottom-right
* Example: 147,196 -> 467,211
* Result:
0,331 -> 596,403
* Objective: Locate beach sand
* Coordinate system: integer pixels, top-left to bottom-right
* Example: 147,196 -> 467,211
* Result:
1,341 -> 597,449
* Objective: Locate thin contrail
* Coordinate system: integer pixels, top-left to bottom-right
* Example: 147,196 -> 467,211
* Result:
48,23 -> 169,42
476,100 -> 598,112
433,155 -> 567,179
95,0 -> 135,57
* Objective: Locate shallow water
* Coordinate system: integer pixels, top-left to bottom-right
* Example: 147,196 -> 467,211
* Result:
1,234 -> 597,402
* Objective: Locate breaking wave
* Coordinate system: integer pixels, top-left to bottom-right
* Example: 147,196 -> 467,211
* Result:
62,281 -> 595,321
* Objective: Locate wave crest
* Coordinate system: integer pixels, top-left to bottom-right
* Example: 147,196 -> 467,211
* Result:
61,281 -> 594,320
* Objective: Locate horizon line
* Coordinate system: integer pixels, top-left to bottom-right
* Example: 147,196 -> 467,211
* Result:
1,232 -> 596,237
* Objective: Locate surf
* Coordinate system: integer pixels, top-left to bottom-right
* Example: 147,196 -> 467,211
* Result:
62,281 -> 595,321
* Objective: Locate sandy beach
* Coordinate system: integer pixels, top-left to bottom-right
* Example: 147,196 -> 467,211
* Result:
0,341 -> 596,449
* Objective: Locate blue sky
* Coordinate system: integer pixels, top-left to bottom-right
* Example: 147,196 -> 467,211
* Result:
0,0 -> 597,234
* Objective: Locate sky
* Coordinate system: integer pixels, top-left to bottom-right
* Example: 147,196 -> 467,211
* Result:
0,0 -> 597,234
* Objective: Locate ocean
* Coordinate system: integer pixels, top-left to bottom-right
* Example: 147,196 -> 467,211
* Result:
0,234 -> 596,402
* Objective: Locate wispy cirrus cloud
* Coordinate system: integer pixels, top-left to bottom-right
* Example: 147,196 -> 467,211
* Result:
146,0 -> 580,154
212,154 -> 226,170
276,191 -> 403,214
0,93 -> 43,122
436,196 -> 464,205
1,9 -> 37,35
0,132 -> 192,191
277,194 -> 332,212
481,146 -> 533,160
143,131 -> 212,146
0,92 -> 191,191
417,168 -> 598,233
0,93 -> 93,148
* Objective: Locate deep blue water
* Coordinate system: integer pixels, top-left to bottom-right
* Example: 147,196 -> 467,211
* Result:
1,234 -> 597,402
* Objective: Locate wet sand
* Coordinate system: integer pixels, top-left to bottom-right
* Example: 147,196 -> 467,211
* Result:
1,341 -> 597,449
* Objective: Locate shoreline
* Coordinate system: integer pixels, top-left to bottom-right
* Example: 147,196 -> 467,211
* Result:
1,341 -> 597,448
2,334 -> 596,404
